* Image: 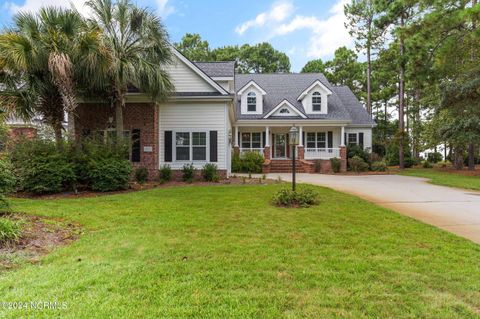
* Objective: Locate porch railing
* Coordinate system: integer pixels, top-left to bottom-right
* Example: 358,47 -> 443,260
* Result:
239,148 -> 264,157
304,148 -> 340,159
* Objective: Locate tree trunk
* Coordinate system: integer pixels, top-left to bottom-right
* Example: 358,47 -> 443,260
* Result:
444,142 -> 447,161
398,14 -> 406,169
67,111 -> 76,142
115,91 -> 125,140
366,45 -> 372,115
454,147 -> 464,170
53,122 -> 63,150
412,88 -> 421,160
468,143 -> 475,170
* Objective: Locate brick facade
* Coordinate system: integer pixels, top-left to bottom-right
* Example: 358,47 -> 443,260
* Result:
9,127 -> 37,140
76,103 -> 159,180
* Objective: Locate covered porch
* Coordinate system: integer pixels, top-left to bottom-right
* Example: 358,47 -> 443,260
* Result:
233,123 -> 348,173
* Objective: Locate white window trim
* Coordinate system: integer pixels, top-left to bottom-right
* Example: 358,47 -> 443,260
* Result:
237,80 -> 267,96
297,80 -> 333,101
312,92 -> 322,112
347,133 -> 358,146
246,92 -> 257,112
241,132 -> 263,149
306,132 -> 328,149
173,130 -> 210,163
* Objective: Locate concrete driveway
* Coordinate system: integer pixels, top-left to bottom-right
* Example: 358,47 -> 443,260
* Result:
266,173 -> 480,244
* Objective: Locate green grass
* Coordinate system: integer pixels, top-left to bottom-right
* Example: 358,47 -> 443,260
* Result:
1,184 -> 480,318
400,168 -> 480,191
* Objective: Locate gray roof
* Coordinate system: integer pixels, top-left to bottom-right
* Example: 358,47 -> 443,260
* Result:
234,73 -> 374,125
194,62 -> 235,78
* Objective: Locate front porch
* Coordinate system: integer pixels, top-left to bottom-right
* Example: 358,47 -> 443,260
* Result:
233,125 -> 347,173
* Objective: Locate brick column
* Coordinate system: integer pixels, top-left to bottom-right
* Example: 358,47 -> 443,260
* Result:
340,146 -> 347,172
297,146 -> 304,160
263,146 -> 270,160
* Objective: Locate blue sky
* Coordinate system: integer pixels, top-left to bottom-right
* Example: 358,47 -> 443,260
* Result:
0,0 -> 354,72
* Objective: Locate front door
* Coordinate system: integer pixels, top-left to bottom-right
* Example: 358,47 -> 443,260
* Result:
274,134 -> 287,158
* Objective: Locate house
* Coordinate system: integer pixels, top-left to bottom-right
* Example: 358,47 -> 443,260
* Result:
76,47 -> 374,179
5,116 -> 38,140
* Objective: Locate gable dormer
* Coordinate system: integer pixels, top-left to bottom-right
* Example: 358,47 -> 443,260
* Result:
237,80 -> 266,115
297,80 -> 333,115
264,100 -> 307,118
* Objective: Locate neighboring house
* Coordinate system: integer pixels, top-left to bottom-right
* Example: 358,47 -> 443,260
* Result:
5,116 -> 38,139
76,47 -> 374,179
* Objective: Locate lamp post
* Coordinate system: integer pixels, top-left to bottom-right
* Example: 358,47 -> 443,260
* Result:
289,126 -> 299,191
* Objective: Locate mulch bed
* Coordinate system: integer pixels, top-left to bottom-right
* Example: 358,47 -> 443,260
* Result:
12,177 -> 280,200
0,213 -> 82,270
432,167 -> 480,176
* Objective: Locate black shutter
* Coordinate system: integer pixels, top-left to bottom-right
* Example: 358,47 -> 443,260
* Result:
238,131 -> 240,146
302,132 -> 305,146
327,131 -> 333,148
210,131 -> 218,162
131,129 -> 141,162
262,132 -> 266,147
359,132 -> 364,149
344,133 -> 347,146
164,131 -> 172,162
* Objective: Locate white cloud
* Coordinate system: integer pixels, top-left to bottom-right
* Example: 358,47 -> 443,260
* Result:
235,0 -> 294,35
6,0 -> 91,17
156,0 -> 175,18
234,0 -> 353,60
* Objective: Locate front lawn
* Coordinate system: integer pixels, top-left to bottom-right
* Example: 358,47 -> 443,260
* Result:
1,184 -> 479,318
400,168 -> 480,191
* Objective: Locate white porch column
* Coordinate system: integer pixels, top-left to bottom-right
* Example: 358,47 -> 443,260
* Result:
265,126 -> 270,146
235,126 -> 239,147
299,126 -> 303,146
341,126 -> 345,146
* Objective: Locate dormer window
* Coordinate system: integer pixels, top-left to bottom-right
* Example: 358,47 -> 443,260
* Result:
312,92 -> 321,111
247,92 -> 257,112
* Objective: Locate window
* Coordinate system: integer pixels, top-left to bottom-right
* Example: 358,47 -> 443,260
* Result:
241,132 -> 262,149
279,108 -> 290,114
348,133 -> 358,146
174,131 -> 208,162
306,132 -> 328,149
312,92 -> 322,111
192,132 -> 207,161
247,92 -> 256,112
176,132 -> 190,161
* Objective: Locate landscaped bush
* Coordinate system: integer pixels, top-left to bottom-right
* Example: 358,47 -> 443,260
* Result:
330,157 -> 341,173
10,139 -> 76,194
202,163 -> 219,182
347,145 -> 370,163
272,188 -> 320,208
182,163 -> 195,182
159,165 -> 172,182
0,158 -> 16,208
427,152 -> 443,163
87,157 -> 132,192
348,155 -> 369,173
231,151 -> 264,173
422,160 -> 433,168
0,217 -> 21,245
134,167 -> 149,184
434,160 -> 452,169
371,160 -> 388,172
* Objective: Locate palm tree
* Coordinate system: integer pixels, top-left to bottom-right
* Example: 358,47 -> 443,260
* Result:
86,0 -> 173,138
0,7 -> 108,145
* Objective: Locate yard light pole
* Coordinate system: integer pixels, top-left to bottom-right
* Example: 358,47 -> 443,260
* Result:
289,126 -> 299,192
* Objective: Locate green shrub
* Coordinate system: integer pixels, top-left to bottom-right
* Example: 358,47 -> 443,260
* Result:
434,160 -> 452,169
10,139 -> 75,194
231,151 -> 264,173
347,145 -> 370,163
0,217 -> 21,245
422,160 -> 433,168
349,155 -> 369,173
371,160 -> 388,172
182,163 -> 195,182
404,157 -> 416,168
87,158 -> 132,192
0,158 -> 16,208
202,163 -> 219,182
159,165 -> 172,182
134,167 -> 149,184
330,157 -> 341,173
272,188 -> 320,208
427,152 -> 443,163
